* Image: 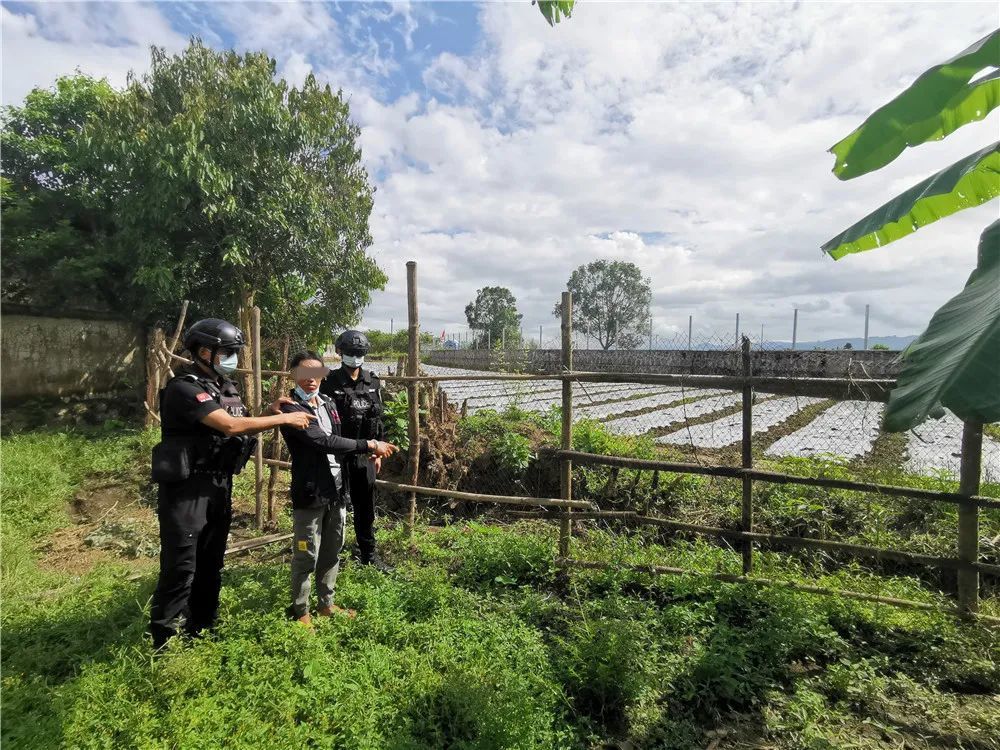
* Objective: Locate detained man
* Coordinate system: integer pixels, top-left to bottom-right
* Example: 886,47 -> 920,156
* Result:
279,351 -> 398,627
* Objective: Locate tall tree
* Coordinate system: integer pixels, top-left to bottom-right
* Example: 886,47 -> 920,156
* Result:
2,40 -> 385,348
1,75 -> 122,312
465,286 -> 523,348
554,260 -> 651,350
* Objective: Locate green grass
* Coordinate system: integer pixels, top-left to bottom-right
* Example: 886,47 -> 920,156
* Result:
2,426 -> 999,749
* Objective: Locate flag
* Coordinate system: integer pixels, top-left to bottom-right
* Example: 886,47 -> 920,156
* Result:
440,329 -> 446,341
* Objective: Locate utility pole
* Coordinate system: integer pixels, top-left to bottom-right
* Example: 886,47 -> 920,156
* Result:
390,318 -> 393,335
792,309 -> 798,351
649,316 -> 653,351
760,323 -> 764,348
539,325 -> 543,349
688,315 -> 693,351
863,304 -> 870,350
735,313 -> 740,349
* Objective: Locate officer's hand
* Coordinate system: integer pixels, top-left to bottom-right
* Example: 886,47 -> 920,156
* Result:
282,411 -> 316,430
374,457 -> 382,475
267,396 -> 295,415
370,440 -> 398,459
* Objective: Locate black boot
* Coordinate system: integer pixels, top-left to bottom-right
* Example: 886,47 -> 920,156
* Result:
354,548 -> 393,573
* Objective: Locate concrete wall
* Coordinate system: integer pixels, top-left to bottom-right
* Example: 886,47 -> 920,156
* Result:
1,308 -> 145,401
426,348 -> 902,379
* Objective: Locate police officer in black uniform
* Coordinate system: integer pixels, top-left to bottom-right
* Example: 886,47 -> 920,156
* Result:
149,318 -> 314,649
320,330 -> 391,572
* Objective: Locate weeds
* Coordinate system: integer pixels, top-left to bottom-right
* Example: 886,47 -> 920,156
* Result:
2,427 -> 999,749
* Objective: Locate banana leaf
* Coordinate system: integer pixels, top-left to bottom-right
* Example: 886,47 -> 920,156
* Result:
536,0 -> 574,26
830,29 -> 1000,180
884,220 -> 1000,432
822,142 -> 999,260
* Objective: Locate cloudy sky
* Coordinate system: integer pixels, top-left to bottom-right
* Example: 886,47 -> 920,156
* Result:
3,2 -> 998,345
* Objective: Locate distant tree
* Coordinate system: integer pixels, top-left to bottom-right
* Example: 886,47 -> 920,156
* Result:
365,329 -> 434,355
465,287 -> 523,348
844,343 -> 854,350
553,260 -> 651,350
871,343 -> 891,351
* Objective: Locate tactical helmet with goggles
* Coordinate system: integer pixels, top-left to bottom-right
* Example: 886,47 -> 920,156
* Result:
335,329 -> 371,357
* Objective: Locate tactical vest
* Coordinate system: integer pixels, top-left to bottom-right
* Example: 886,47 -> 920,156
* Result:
154,372 -> 256,480
326,369 -> 383,441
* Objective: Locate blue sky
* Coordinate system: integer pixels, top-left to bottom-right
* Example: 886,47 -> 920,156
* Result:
3,2 -> 998,344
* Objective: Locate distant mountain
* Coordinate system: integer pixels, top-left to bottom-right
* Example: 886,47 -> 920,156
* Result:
767,335 -> 918,351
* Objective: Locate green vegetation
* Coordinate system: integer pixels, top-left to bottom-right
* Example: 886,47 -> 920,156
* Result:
3,423 -> 999,749
465,286 -> 524,349
821,29 -> 1000,433
1,40 -> 383,345
554,260 -> 652,350
382,390 -> 413,451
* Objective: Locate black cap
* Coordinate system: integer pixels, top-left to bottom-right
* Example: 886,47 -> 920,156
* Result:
184,318 -> 246,353
335,329 -> 370,355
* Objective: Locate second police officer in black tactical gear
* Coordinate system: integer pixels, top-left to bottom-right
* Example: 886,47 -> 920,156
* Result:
149,318 -> 315,649
320,330 -> 391,572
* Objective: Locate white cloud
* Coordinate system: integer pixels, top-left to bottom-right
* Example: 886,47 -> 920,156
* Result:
4,1 -> 997,344
1,3 -> 185,104
356,2 -> 999,342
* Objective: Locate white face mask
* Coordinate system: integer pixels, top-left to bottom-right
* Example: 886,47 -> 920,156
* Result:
214,352 -> 239,377
342,354 -> 364,368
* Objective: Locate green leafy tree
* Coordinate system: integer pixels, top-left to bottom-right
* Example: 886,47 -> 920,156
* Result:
554,260 -> 651,350
3,41 -> 385,350
822,29 -> 1000,432
1,75 -> 122,312
465,287 -> 523,349
365,329 -> 434,354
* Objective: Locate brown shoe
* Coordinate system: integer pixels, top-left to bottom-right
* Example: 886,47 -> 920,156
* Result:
317,604 -> 357,620
296,613 -> 314,629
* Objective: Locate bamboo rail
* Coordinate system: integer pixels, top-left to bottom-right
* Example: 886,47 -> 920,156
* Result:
544,449 -> 1000,510
260,459 -> 596,510
557,558 -> 1000,627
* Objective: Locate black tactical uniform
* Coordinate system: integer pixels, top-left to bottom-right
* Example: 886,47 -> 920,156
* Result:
149,319 -> 255,648
320,330 -> 388,569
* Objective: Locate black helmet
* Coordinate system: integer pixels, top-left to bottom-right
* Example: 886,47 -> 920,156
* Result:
335,329 -> 370,356
184,318 -> 246,354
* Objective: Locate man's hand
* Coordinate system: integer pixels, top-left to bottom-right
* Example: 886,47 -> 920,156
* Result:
282,411 -> 316,430
367,440 -> 398,459
374,457 -> 382,475
267,396 -> 295,415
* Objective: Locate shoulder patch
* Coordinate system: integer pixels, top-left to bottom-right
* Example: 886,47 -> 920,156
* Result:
195,392 -> 214,403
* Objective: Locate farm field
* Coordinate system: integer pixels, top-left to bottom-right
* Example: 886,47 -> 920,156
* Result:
374,363 -> 1000,481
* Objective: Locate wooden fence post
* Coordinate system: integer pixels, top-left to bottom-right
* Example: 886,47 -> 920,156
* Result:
741,336 -> 754,575
266,336 -> 290,524
144,328 -> 166,426
406,261 -> 421,540
559,292 -> 574,559
252,306 -> 264,530
958,420 -> 982,614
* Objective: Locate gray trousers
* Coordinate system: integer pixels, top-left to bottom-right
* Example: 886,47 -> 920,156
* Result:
290,501 -> 347,617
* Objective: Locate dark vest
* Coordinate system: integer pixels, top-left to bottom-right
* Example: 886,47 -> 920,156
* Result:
160,369 -> 254,475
